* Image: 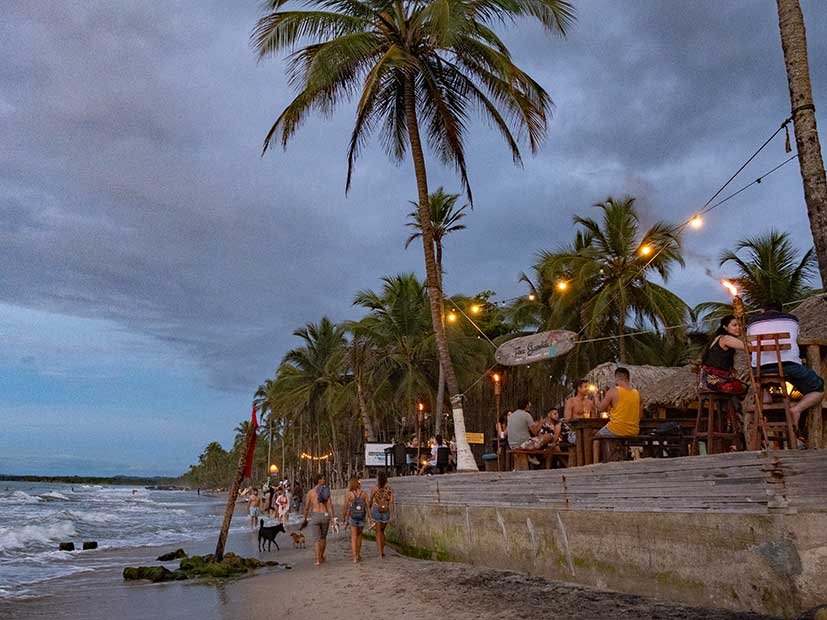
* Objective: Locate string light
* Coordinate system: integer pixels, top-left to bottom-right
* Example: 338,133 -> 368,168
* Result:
300,451 -> 333,461
527,293 -> 536,301
447,310 -> 457,322
689,214 -> 703,229
639,244 -> 653,257
470,304 -> 481,314
556,280 -> 568,292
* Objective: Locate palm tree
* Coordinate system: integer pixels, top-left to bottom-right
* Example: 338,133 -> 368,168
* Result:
345,334 -> 379,441
272,317 -> 349,473
350,274 -> 436,438
776,0 -> 827,286
714,230 -> 816,310
404,187 -> 468,434
535,196 -> 689,362
252,0 -> 575,470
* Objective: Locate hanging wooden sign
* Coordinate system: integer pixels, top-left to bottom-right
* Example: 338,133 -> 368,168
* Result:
494,330 -> 578,366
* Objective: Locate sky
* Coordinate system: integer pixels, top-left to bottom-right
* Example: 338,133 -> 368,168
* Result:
1,1 -> 825,476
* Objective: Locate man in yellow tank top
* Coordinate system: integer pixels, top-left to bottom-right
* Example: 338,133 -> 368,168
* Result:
592,367 -> 643,464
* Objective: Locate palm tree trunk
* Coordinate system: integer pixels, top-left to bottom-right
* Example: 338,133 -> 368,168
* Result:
434,240 -> 446,437
777,0 -> 827,286
404,76 -> 477,471
356,377 -> 376,441
434,363 -> 446,436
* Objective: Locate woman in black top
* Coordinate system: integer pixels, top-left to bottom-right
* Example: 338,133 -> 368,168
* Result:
699,315 -> 746,394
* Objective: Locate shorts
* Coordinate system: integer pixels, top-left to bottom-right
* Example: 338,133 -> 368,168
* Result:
595,425 -> 621,438
349,517 -> 365,528
309,512 -> 330,542
759,362 -> 824,395
249,507 -> 259,517
371,505 -> 390,523
518,436 -> 547,450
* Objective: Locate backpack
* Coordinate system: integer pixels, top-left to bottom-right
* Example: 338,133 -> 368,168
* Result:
375,487 -> 390,513
350,491 -> 366,518
316,484 -> 330,503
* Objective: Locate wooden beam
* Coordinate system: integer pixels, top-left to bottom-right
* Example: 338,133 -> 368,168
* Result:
805,344 -> 824,448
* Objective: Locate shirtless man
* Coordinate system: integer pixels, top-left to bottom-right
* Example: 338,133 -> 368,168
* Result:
564,379 -> 594,423
303,473 -> 334,566
247,488 -> 260,529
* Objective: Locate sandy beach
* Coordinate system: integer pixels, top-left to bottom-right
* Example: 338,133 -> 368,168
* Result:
1,522 -> 780,620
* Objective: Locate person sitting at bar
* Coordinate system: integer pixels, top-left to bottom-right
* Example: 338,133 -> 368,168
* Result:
698,315 -> 747,395
508,398 -> 558,458
418,435 -> 446,475
747,303 -> 824,431
592,367 -> 643,463
564,379 -> 595,422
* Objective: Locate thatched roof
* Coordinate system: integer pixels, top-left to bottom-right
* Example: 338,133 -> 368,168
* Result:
792,295 -> 827,344
584,362 -> 695,409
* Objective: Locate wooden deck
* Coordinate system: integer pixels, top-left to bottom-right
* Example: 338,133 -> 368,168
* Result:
379,449 -> 827,514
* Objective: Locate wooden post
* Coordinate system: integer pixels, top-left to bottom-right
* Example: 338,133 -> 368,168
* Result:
733,294 -> 765,449
805,344 -> 824,448
214,417 -> 257,562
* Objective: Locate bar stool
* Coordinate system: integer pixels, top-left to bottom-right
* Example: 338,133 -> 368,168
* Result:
692,392 -> 740,455
748,332 -> 798,450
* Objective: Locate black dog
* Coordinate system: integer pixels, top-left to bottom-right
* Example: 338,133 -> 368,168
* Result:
258,519 -> 285,552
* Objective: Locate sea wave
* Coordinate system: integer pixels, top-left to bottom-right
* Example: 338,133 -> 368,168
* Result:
0,491 -> 41,505
38,491 -> 71,501
0,521 -> 77,552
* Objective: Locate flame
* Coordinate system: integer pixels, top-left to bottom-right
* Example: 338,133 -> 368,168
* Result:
721,279 -> 738,297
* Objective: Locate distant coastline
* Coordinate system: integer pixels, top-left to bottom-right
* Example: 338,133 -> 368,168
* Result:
0,474 -> 181,486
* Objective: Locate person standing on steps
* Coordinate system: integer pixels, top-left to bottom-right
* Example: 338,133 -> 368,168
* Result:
343,478 -> 368,562
302,473 -> 333,566
369,471 -> 394,558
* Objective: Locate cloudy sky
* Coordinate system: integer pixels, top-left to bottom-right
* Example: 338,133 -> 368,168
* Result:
1,1 -> 824,476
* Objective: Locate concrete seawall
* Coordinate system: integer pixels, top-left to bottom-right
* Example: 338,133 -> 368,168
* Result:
368,450 -> 826,617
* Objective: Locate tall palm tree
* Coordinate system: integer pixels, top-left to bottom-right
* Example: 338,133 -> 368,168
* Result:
535,196 -> 689,362
253,0 -> 575,470
345,334 -> 379,441
776,0 -> 827,286
404,187 -> 468,434
350,274 -> 436,435
711,230 -> 816,312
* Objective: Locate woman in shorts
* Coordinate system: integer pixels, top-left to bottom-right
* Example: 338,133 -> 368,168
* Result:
369,471 -> 394,558
343,478 -> 368,562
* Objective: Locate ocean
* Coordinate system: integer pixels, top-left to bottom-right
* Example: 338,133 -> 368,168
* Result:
0,481 -> 234,600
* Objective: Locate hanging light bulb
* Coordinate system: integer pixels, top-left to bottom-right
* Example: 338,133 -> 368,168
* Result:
556,280 -> 568,292
639,244 -> 653,257
470,304 -> 481,314
447,310 -> 457,322
689,214 -> 703,229
527,293 -> 536,301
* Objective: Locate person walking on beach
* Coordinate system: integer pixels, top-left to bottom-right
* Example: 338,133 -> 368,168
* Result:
369,471 -> 394,558
248,488 -> 261,529
275,485 -> 290,526
342,478 -> 368,562
302,473 -> 334,566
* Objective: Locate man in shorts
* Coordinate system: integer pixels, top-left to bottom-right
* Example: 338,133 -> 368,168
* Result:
303,473 -> 334,566
747,304 -> 825,431
247,488 -> 260,529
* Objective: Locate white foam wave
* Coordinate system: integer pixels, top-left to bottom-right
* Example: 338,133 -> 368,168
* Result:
0,521 -> 77,551
0,491 -> 41,505
39,491 -> 71,501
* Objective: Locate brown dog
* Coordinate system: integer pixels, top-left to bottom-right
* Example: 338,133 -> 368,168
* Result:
290,531 -> 306,548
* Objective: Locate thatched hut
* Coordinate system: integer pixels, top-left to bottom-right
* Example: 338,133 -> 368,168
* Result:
792,295 -> 827,447
584,362 -> 696,418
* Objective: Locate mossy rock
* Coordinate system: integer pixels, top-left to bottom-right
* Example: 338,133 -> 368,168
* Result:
125,553 -> 284,583
157,548 -> 187,561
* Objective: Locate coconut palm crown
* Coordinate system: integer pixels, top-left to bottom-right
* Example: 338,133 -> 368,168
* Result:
253,0 -> 574,199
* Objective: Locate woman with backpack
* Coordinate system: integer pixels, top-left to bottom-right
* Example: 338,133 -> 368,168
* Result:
369,471 -> 394,558
343,478 -> 368,562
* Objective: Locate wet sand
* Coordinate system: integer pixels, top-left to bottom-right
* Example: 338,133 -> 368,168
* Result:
1,526 -> 780,620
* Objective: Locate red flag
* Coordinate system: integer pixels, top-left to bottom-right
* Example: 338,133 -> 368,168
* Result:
243,405 -> 258,479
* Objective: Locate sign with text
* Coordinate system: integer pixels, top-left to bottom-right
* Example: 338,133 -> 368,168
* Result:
364,443 -> 393,467
494,329 -> 577,366
465,432 -> 485,444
